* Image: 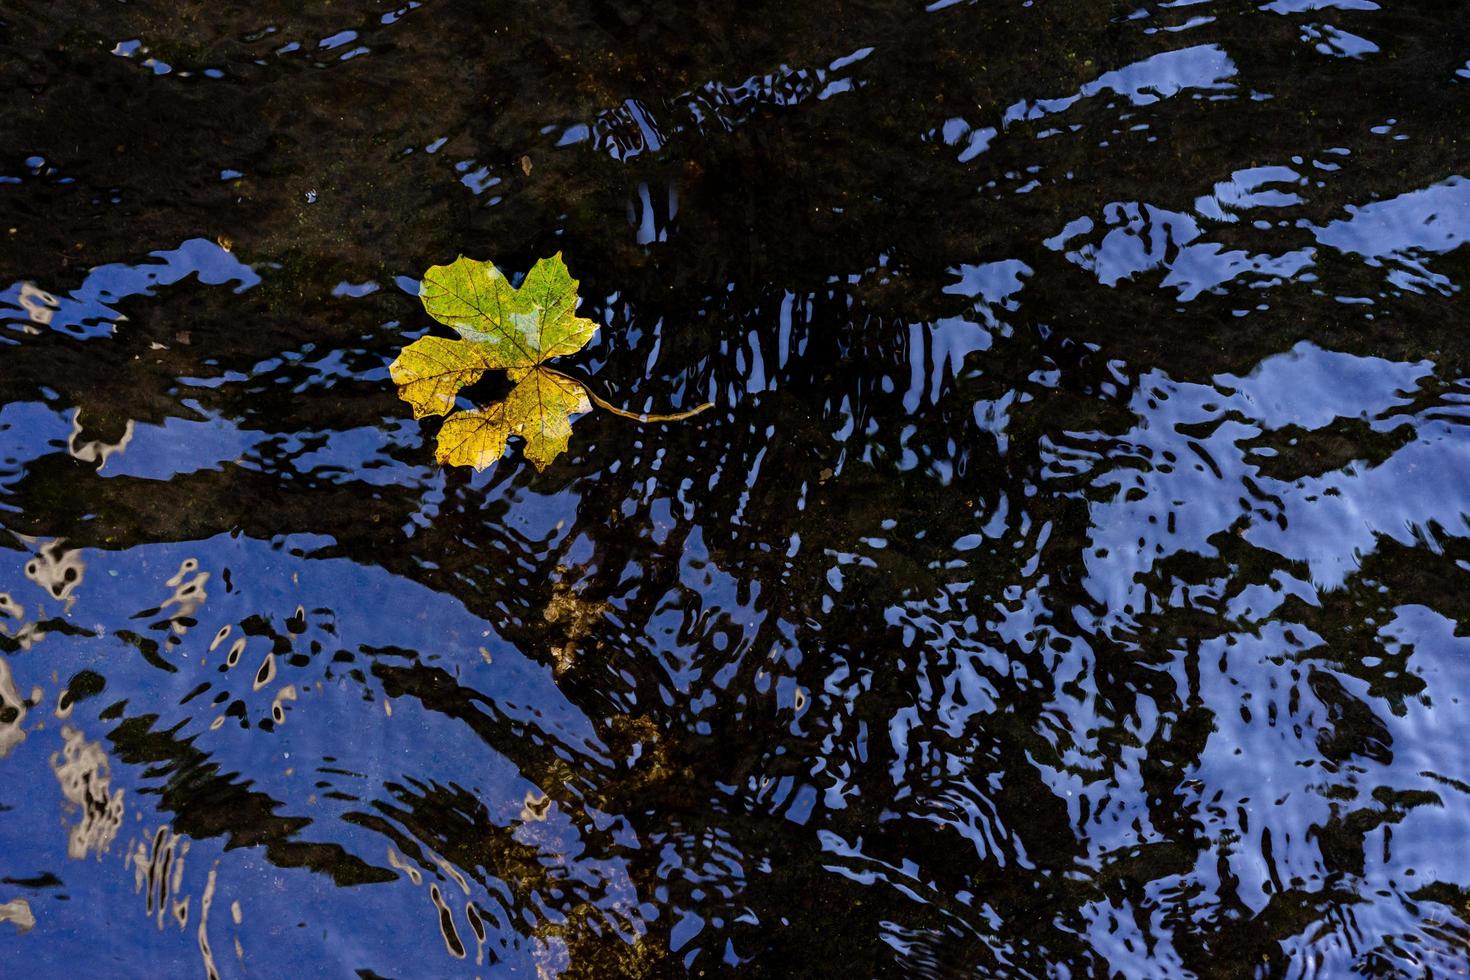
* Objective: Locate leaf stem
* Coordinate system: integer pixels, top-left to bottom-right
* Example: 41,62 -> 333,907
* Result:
544,368 -> 714,423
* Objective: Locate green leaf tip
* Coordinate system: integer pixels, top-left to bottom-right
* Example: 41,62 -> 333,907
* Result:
418,253 -> 597,368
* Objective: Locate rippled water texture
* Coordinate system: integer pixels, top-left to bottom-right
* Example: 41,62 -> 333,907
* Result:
3,1 -> 1470,976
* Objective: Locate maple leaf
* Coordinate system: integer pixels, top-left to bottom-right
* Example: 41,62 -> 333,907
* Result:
390,253 -> 708,472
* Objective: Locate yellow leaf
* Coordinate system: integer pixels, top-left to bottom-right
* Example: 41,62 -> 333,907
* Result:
389,336 -> 505,419
434,368 -> 591,472
397,253 -> 707,473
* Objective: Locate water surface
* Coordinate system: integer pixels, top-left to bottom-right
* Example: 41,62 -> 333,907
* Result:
3,0 -> 1470,975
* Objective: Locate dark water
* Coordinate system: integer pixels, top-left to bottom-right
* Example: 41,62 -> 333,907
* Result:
3,0 -> 1470,976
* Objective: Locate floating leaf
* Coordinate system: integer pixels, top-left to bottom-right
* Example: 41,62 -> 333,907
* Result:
388,336 -> 501,419
419,253 -> 597,368
434,367 -> 591,472
394,253 -> 709,473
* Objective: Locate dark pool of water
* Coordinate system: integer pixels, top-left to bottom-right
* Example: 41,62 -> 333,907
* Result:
3,1 -> 1470,976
